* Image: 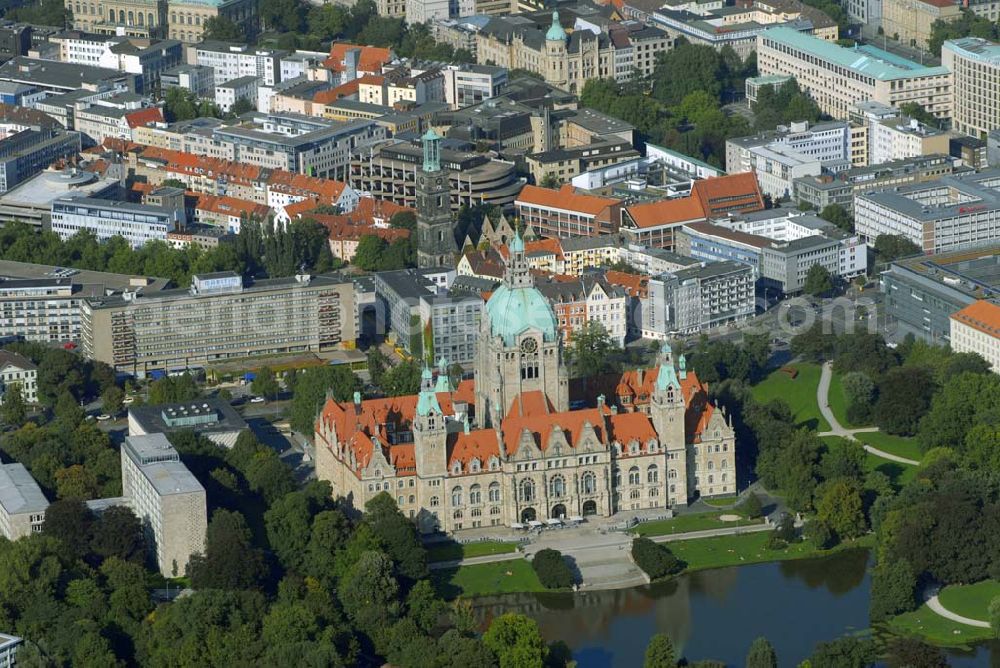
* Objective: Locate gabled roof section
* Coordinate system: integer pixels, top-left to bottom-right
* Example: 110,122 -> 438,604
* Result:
515,184 -> 621,216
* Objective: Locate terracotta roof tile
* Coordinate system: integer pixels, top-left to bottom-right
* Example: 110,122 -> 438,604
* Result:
125,107 -> 163,129
951,300 -> 1000,338
516,184 -> 621,217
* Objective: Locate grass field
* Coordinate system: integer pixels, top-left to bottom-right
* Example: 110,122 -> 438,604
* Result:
701,495 -> 740,508
426,540 -> 519,563
886,604 -> 994,649
856,432 -> 923,463
938,580 -> 1000,621
633,511 -> 761,537
750,363 -> 831,432
430,559 -> 545,599
827,371 -> 863,429
820,436 -> 916,488
670,531 -> 874,572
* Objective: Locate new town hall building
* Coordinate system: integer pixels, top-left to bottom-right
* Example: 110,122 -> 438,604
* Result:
315,230 -> 738,534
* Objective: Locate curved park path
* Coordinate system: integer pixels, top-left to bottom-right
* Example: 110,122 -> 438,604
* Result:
816,362 -> 920,466
926,590 -> 991,629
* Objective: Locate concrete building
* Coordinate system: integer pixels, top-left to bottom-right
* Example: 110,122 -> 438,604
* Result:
442,63 -> 507,109
951,300 -> 1000,371
0,633 -> 21,668
725,120 -> 857,175
0,463 -> 48,540
881,246 -> 1000,343
0,351 -> 37,405
121,433 -> 206,577
213,75 -> 257,113
855,169 -> 1000,254
0,260 -> 167,343
0,57 -> 138,94
870,116 -> 949,165
757,28 -> 952,121
128,397 -> 247,448
515,184 -> 622,238
748,143 -> 822,200
317,235 -> 738,534
793,153 -> 954,214
50,196 -> 181,248
161,63 -> 214,97
942,37 -> 1000,140
0,129 -> 82,194
644,261 -> 756,337
81,271 -> 356,377
189,42 -> 282,88
881,0 -> 960,51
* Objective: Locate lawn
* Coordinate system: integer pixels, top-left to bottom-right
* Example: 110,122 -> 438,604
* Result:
886,604 -> 994,649
430,559 -> 545,599
856,432 -> 922,463
701,495 -> 740,508
827,371 -> 864,428
633,511 -> 762,537
938,580 -> 1000,621
820,436 -> 916,489
426,540 -> 519,563
670,531 -> 874,572
750,363 -> 831,432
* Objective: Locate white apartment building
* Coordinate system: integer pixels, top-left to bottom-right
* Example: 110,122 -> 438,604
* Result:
442,64 -> 507,109
50,196 -> 180,248
214,75 -> 258,113
951,300 -> 1000,371
871,116 -> 949,165
0,633 -> 21,668
0,351 -> 37,404
854,169 -> 1000,253
406,0 -> 450,25
942,37 -> 1000,140
757,27 -> 952,121
121,433 -> 207,577
190,42 -> 283,87
726,120 -> 855,174
748,144 -> 822,199
0,463 -> 48,540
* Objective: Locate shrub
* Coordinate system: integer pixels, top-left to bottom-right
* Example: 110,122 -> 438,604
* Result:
804,520 -> 835,550
740,492 -> 763,519
773,514 -> 797,542
631,537 -> 681,580
531,548 -> 573,589
764,534 -> 787,550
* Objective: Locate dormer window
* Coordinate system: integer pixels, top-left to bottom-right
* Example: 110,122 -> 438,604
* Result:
629,442 -> 639,455
470,458 -> 481,472
451,462 -> 462,475
621,395 -> 631,404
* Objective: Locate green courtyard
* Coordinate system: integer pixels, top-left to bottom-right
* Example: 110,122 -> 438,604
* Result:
633,510 -> 762,537
426,540 -> 519,563
938,580 -> 1000,621
856,432 -> 923,462
886,603 -> 994,649
431,559 -> 545,599
750,363 -> 831,432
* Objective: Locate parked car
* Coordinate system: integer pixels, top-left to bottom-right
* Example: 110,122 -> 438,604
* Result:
249,396 -> 266,404
96,414 -> 111,421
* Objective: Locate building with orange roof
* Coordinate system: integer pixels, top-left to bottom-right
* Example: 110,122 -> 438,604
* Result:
951,300 -> 1000,371
315,231 -> 736,534
516,184 -> 623,238
305,201 -> 412,262
192,193 -> 273,233
326,44 -> 394,77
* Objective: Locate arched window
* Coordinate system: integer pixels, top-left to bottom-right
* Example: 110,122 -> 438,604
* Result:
397,495 -> 404,505
630,489 -> 641,499
708,475 -> 714,484
118,9 -> 125,22
430,496 -> 439,507
722,460 -> 728,469
649,487 -> 659,497
490,506 -> 500,515
488,482 -> 500,502
628,466 -> 640,485
668,468 -> 677,479
453,510 -> 463,519
722,473 -> 727,482
110,8 -> 115,20
647,464 -> 659,484
409,495 -> 415,503
398,480 -> 404,488
148,11 -> 153,25
137,12 -> 143,25
582,471 -> 596,494
549,475 -> 565,498
520,479 -> 535,503
471,508 -> 482,518
451,486 -> 463,506
613,467 -> 621,486
708,461 -> 714,471
470,458 -> 481,472
470,484 -> 482,505
669,484 -> 676,493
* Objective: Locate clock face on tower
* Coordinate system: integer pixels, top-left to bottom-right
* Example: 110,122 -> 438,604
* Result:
520,337 -> 538,354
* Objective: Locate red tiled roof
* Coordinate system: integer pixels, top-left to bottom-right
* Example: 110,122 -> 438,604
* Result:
448,429 -> 500,469
194,193 -> 272,220
690,172 -> 764,216
604,270 -> 649,298
624,196 -> 706,229
125,107 -> 163,129
951,300 -> 1000,339
516,184 -> 621,217
501,406 -> 608,456
325,44 -> 392,73
508,390 -> 553,417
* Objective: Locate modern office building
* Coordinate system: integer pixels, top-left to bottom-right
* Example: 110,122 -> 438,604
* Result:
189,41 -> 283,87
0,57 -> 138,94
950,300 -> 1000,371
0,350 -> 37,405
0,129 -> 82,194
747,143 -> 823,200
942,37 -> 1000,140
725,120 -> 858,174
81,271 -> 357,377
128,397 -> 247,448
0,260 -> 168,344
881,246 -> 1000,343
160,63 -> 215,98
644,261 -> 756,337
50,196 -> 180,248
870,116 -> 949,165
757,28 -> 952,121
855,170 -> 1000,254
0,463 -> 48,540
121,433 -> 206,577
515,184 -> 623,238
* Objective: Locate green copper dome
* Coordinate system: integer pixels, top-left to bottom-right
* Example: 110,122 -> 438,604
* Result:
545,10 -> 567,41
485,283 -> 558,346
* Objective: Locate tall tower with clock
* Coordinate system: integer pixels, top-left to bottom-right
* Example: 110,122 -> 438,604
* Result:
415,129 -> 458,268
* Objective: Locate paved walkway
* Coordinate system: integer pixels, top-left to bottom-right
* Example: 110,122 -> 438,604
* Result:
816,362 -> 920,466
650,522 -> 772,544
428,551 -> 522,571
926,591 -> 990,629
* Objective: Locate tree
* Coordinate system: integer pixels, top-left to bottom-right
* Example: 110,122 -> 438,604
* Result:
804,520 -> 834,549
569,321 -> 621,378
644,633 -> 676,667
90,505 -> 146,564
885,637 -> 948,668
873,366 -> 935,435
42,499 -> 94,559
631,537 -> 681,580
188,509 -> 267,590
874,234 -> 921,263
531,549 -> 574,589
818,204 -> 853,233
739,493 -> 763,519
203,15 -> 244,40
869,559 -> 916,622
809,636 -> 877,668
229,97 -> 256,117
380,359 -> 422,397
482,613 -> 548,668
101,385 -> 124,416
288,365 -> 361,434
55,464 -> 99,500
364,493 -> 428,582
990,596 -> 1000,638
815,478 -> 866,539
0,383 -> 27,426
819,439 -> 865,482
338,550 -> 401,640
251,367 -> 280,399
540,174 -> 560,189
841,371 -> 875,425
804,264 -> 833,296
746,637 -> 777,668
367,347 -> 388,387
148,374 -> 199,405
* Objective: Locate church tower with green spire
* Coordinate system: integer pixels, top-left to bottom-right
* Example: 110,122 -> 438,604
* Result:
416,128 -> 458,268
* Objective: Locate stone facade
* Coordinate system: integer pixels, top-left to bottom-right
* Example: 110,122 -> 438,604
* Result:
316,233 -> 737,534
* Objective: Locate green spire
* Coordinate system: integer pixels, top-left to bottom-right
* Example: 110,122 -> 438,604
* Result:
421,128 -> 441,172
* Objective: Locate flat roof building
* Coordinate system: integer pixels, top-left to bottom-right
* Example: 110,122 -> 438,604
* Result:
128,397 -> 248,449
950,300 -> 1000,371
942,37 -> 1000,140
0,462 -> 48,540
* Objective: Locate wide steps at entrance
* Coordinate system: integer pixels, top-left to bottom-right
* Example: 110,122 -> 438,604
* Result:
525,527 -> 647,590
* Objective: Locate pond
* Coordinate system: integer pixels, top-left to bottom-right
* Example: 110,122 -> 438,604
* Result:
474,549 -> 997,667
